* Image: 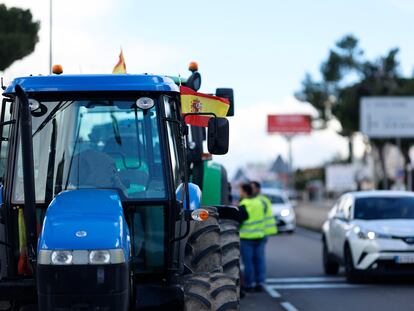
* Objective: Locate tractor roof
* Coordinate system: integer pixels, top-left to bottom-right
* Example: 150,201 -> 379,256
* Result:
3,74 -> 179,95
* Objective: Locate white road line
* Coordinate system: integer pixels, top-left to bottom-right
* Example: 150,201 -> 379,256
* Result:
266,277 -> 346,283
267,283 -> 366,290
281,302 -> 300,311
264,285 -> 281,298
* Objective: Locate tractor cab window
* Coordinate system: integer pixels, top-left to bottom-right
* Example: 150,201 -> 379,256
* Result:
163,96 -> 185,187
0,97 -> 12,182
12,98 -> 166,203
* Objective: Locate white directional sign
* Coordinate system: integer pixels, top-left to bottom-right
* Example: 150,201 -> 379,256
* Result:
326,164 -> 357,192
360,97 -> 414,138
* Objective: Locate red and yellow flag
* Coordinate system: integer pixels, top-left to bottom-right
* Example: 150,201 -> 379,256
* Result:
180,86 -> 229,127
112,49 -> 127,74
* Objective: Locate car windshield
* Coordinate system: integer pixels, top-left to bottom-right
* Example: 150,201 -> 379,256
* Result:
268,194 -> 286,204
12,98 -> 165,203
354,197 -> 414,220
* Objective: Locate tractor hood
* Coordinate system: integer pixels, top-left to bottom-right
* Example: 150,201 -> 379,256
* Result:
38,189 -> 130,253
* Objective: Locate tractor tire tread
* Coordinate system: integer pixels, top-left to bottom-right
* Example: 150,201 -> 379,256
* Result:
184,273 -> 239,311
185,207 -> 222,274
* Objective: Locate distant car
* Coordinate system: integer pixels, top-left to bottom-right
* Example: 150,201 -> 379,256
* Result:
322,191 -> 414,282
262,189 -> 296,233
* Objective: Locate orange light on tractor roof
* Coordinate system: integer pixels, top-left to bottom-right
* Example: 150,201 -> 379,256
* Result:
52,64 -> 63,75
188,61 -> 198,72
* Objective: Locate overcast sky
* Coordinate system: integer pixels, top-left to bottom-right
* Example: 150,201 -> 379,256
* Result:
3,0 -> 414,177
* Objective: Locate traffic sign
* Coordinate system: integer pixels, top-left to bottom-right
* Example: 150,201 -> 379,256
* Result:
360,97 -> 414,138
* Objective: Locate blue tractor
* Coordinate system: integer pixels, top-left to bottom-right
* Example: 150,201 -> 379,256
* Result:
0,73 -> 240,310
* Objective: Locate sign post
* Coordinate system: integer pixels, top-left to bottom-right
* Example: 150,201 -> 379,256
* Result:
267,114 -> 312,190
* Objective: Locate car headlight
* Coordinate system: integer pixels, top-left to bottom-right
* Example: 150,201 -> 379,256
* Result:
38,249 -> 125,265
354,226 -> 391,240
280,209 -> 290,217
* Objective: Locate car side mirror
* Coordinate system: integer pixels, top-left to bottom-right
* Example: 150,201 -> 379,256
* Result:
334,211 -> 346,221
207,117 -> 229,155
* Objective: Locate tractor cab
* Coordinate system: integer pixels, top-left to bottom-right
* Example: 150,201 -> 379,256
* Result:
0,74 -> 237,311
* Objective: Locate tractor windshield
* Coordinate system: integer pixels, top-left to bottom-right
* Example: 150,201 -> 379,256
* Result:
12,98 -> 166,203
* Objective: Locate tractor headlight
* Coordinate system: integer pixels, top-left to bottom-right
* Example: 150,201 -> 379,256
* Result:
51,251 -> 73,265
89,250 -> 111,264
38,249 -> 125,265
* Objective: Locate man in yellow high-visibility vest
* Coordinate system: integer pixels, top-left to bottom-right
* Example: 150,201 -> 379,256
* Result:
251,181 -> 278,237
239,183 -> 267,292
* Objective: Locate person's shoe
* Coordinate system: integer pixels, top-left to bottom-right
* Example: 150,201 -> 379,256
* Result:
255,284 -> 265,292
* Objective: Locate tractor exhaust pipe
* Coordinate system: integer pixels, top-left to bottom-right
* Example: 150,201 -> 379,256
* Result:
15,85 -> 37,265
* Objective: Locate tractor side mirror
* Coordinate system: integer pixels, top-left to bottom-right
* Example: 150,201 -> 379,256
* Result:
216,88 -> 234,116
186,72 -> 201,91
207,117 -> 229,155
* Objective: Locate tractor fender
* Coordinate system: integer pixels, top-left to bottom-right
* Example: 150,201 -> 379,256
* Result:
215,205 -> 240,223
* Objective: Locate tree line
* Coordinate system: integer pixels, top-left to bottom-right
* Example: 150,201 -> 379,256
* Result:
296,34 -> 414,189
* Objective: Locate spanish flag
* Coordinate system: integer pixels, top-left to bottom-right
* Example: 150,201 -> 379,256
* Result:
112,49 -> 127,74
180,86 -> 229,127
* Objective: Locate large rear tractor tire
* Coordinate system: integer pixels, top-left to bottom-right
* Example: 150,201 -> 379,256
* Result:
185,207 -> 222,274
184,273 -> 239,311
219,219 -> 241,297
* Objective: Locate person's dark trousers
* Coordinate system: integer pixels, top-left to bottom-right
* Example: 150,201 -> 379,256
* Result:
240,238 -> 266,289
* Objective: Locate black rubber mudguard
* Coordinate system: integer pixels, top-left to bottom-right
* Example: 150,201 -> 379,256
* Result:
215,205 -> 240,223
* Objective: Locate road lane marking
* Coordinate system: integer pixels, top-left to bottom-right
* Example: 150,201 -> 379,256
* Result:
281,302 -> 300,311
266,277 -> 346,283
267,283 -> 366,289
264,285 -> 281,298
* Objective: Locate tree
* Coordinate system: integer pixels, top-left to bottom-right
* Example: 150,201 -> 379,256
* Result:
296,35 -> 414,188
0,4 -> 40,71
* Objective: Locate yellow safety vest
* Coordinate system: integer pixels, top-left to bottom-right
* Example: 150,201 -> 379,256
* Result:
239,197 -> 266,240
258,195 -> 278,236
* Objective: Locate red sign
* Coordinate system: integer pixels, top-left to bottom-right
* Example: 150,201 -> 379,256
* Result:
267,114 -> 312,134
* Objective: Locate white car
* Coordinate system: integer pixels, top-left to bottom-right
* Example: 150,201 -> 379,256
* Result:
322,191 -> 414,282
262,189 -> 296,233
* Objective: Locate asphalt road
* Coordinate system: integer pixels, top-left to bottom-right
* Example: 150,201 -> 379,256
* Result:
241,227 -> 414,311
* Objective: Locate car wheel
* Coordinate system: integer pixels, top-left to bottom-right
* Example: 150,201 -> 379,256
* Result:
344,245 -> 363,283
322,238 -> 339,275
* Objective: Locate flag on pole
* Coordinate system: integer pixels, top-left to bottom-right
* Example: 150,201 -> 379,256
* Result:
180,86 -> 230,127
112,49 -> 127,74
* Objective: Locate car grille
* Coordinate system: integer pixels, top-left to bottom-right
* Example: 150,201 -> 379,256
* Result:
369,259 -> 414,275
